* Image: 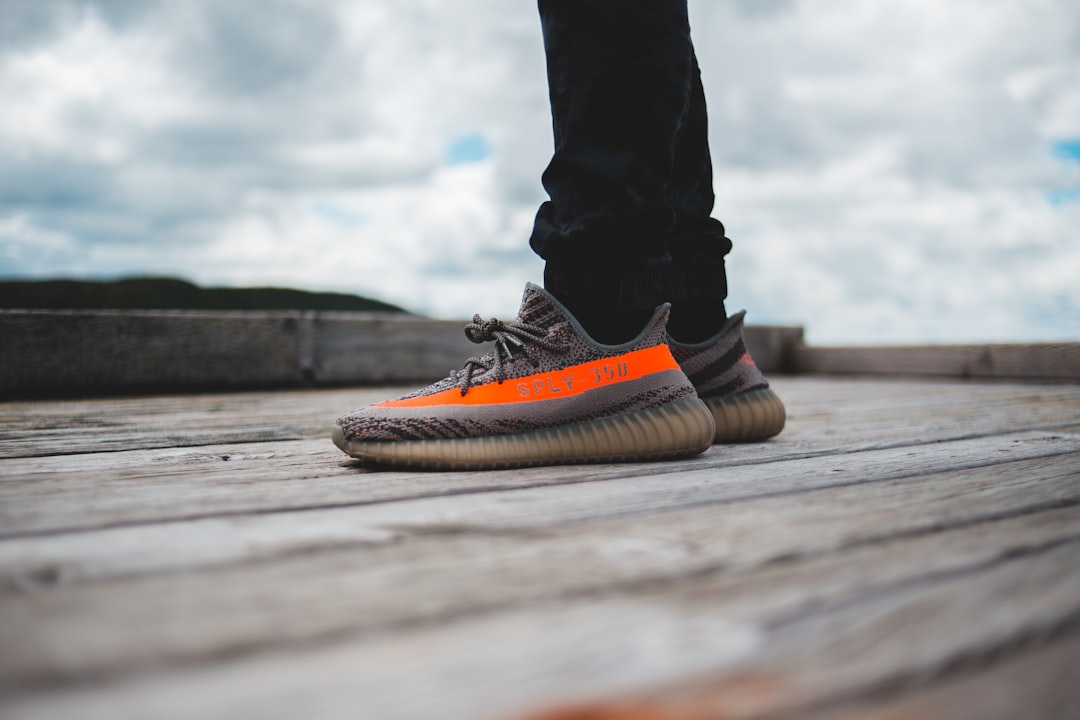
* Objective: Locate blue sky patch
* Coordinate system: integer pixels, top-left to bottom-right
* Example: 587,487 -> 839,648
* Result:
1047,188 -> 1080,206
1051,139 -> 1080,163
1047,140 -> 1080,205
446,133 -> 492,165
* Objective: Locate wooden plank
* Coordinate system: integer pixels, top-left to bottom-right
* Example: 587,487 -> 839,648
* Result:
0,309 -> 804,398
3,378 -> 1079,459
1,458 -> 1075,686
794,342 -> 1080,380
0,311 -> 485,397
1,310 -> 308,396
0,445 -> 1076,588
0,423 -> 1076,537
820,633 -> 1080,720
741,324 -> 803,374
308,312 -> 478,382
2,375 -> 1075,720
761,378 -> 1080,442
6,377 -> 1080,460
0,385 -> 454,461
0,387 -> 386,458
524,541 -> 1080,720
631,542 -> 1080,720
1,596 -> 759,720
1,507 -> 1076,720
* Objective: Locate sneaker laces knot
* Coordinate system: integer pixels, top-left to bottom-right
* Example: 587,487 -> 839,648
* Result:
457,314 -> 569,396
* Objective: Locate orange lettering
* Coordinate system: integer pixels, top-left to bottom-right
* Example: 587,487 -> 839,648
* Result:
375,344 -> 680,408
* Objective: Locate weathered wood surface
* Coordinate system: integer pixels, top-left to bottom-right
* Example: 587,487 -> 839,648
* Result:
0,310 -> 478,397
0,377 -> 1078,719
795,341 -> 1080,380
4,310 -> 1074,398
0,310 -> 804,397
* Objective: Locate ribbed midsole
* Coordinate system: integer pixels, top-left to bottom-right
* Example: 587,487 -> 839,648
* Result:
704,386 -> 786,442
332,395 -> 716,470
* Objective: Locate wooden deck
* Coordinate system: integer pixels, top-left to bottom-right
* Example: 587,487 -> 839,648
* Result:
1,377 -> 1078,720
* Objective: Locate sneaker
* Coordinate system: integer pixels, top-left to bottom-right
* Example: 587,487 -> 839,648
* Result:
332,283 -> 716,469
668,311 -> 786,443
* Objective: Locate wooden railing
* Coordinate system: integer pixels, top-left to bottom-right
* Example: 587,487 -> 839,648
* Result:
1,310 -> 1075,398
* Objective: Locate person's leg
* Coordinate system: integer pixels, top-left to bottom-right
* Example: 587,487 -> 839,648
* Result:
664,49 -> 733,343
331,2 -> 782,469
660,51 -> 785,442
531,0 -> 697,343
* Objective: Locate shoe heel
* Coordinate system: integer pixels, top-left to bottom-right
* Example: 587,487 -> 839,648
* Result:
705,387 -> 786,443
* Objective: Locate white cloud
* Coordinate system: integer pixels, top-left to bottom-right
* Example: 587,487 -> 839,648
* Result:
0,11 -> 192,158
0,214 -> 78,271
690,0 -> 1080,342
0,0 -> 1077,343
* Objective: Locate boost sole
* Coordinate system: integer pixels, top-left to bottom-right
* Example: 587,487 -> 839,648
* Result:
332,395 -> 716,470
705,386 -> 786,443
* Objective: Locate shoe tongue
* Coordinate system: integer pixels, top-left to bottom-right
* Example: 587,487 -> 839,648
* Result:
516,283 -> 569,331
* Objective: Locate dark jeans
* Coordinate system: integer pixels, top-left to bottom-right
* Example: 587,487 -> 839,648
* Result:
531,0 -> 732,315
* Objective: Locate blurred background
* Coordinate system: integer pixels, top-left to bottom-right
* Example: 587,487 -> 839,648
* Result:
1,0 -> 1077,344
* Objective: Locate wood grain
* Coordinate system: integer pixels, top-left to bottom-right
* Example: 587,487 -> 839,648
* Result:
1,458 -> 1076,686
0,377 -> 1077,720
795,342 -> 1080,380
0,310 -> 804,398
820,634 -> 1080,720
0,443 -> 1077,586
2,516 -> 1076,720
1,427 -> 1076,538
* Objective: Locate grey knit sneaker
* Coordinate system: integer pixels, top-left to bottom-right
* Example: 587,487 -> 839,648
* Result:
332,283 -> 715,470
669,311 -> 786,443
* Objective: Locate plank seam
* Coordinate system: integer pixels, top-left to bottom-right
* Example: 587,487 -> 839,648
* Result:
6,496 -> 1080,598
2,445 -> 1077,542
5,523 -> 1078,698
764,532 -> 1080,631
6,498 -> 1080,602
2,418 -> 1077,462
753,609 -> 1080,720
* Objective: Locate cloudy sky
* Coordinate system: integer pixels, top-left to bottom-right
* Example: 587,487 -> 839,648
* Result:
1,0 -> 1077,344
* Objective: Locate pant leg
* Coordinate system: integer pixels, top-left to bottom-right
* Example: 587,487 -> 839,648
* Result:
531,0 -> 697,313
665,50 -> 732,316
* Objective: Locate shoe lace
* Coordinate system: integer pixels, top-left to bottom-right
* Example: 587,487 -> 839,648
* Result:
456,314 -> 569,396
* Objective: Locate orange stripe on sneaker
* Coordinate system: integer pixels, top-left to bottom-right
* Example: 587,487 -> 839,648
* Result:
374,344 -> 681,408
